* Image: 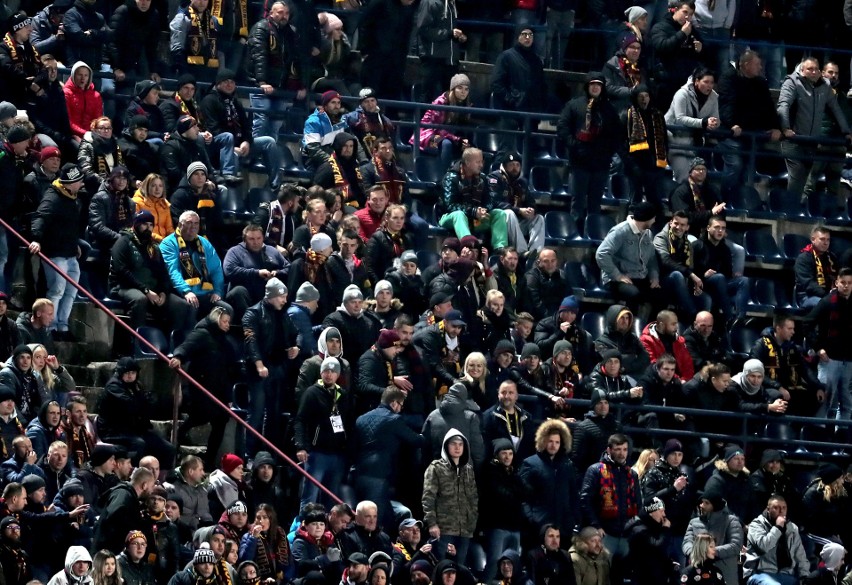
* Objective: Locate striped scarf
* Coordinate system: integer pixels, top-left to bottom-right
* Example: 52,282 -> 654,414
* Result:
627,106 -> 668,168
254,527 -> 291,580
802,244 -> 836,289
175,228 -> 212,289
597,459 -> 638,520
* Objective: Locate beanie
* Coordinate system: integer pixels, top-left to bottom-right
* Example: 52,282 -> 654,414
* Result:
742,359 -> 765,377
128,115 -> 150,130
90,444 -> 115,468
167,492 -> 184,513
359,87 -> 377,101
21,474 -> 45,494
295,282 -> 320,303
264,278 -> 287,300
620,32 -> 640,52
135,79 -> 160,101
149,485 -> 168,500
194,542 -> 216,565
6,125 -> 31,144
342,284 -> 364,303
520,343 -> 540,360
376,329 -> 401,349
819,463 -> 843,485
177,74 -> 197,89
59,163 -> 84,184
186,161 -> 207,180
449,74 -> 470,91
176,115 -> 197,135
39,146 -> 61,164
13,345 -> 32,360
700,486 -> 726,511
553,340 -> 573,358
215,69 -> 236,84
373,280 -> 393,297
8,13 -> 33,33
0,385 -> 14,403
558,296 -> 579,313
690,157 -> 707,172
410,560 -> 432,576
624,5 -> 648,22
321,357 -> 341,374
220,453 -> 244,476
134,210 -> 155,226
644,497 -> 665,513
589,389 -> 607,409
321,90 -> 341,107
459,235 -> 480,251
441,237 -> 461,255
115,356 -> 140,375
126,530 -> 147,545
662,439 -> 683,458
310,232 -> 333,252
227,501 -> 248,515
601,349 -> 622,363
724,444 -> 745,462
631,201 -> 657,222
400,250 -> 418,265
0,102 -> 16,121
759,449 -> 783,468
492,339 -> 516,359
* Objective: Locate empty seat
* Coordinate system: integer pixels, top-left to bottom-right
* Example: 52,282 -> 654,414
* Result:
530,166 -> 570,199
729,319 -> 763,357
563,261 -> 609,299
135,326 -> 169,358
585,214 -> 616,241
744,230 -> 784,264
581,312 -> 606,341
247,187 -> 273,213
170,328 -> 192,353
769,188 -> 811,222
749,277 -> 779,313
475,127 -> 501,154
728,185 -> 777,219
808,193 -> 849,225
783,234 -> 809,262
544,211 -> 579,245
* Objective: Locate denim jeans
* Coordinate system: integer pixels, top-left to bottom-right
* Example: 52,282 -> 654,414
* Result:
213,132 -> 239,175
747,573 -> 800,585
483,529 -> 521,581
703,273 -> 749,321
818,359 -> 852,424
44,256 -> 79,331
213,132 -> 283,187
250,93 -> 287,140
247,363 -> 288,455
664,271 -> 711,320
300,450 -> 346,510
570,167 -> 608,231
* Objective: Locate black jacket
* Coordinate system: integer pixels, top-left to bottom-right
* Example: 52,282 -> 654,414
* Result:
26,76 -> 73,149
242,299 -> 298,366
717,66 -> 780,132
338,523 -> 393,558
556,73 -> 622,170
641,460 -> 694,533
88,185 -> 136,249
493,262 -> 528,313
172,314 -> 241,399
199,88 -> 252,144
0,37 -> 41,108
519,450 -> 580,537
571,412 -> 622,473
119,134 -> 159,183
624,513 -> 674,585
534,315 -> 594,372
359,0 -> 415,59
524,266 -> 569,321
293,382 -> 355,454
353,403 -> 424,480
124,99 -> 167,139
704,465 -> 753,522
160,95 -> 204,134
365,229 -> 413,284
32,182 -> 81,258
356,348 -> 396,413
479,451 -> 525,531
0,144 -> 32,217
649,14 -> 703,90
490,43 -> 546,112
109,0 -> 160,77
158,134 -> 213,191
246,17 -> 302,87
321,309 -> 382,379
480,405 -> 536,462
593,304 -> 651,377
109,229 -> 171,295
412,323 -> 471,390
669,180 -> 721,234
97,375 -> 153,437
169,176 -> 224,241
794,249 -> 838,302
63,0 -> 111,69
92,482 -> 143,553
683,326 -> 730,371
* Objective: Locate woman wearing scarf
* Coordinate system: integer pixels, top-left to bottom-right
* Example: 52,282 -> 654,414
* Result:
238,504 -> 294,584
603,33 -> 648,115
89,166 -> 135,253
78,117 -> 124,194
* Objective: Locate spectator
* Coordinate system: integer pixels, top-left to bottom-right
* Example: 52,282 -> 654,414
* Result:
337,501 -> 393,560
603,34 -> 646,115
253,183 -> 303,257
60,396 -> 95,469
208,454 -> 250,521
693,0 -> 734,76
169,0 -> 221,82
123,81 -> 166,142
118,530 -> 156,585
355,185 -> 390,244
342,88 -> 395,160
682,363 -> 741,437
681,533 -> 724,585
159,75 -> 206,136
794,226 -> 837,308
46,545 -> 94,585
747,450 -> 800,522
682,487 -> 743,585
0,14 -> 43,109
30,343 -> 74,412
62,61 -> 101,144
296,327 -> 351,398
665,68 -> 721,183
301,91 -> 346,172
313,133 -> 365,209
27,55 -> 74,155
31,1 -> 72,62
314,16 -> 358,93
414,0 -> 465,101
75,444 -> 118,515
25,400 -> 63,459
639,310 -> 694,379
585,353 -> 644,409
654,213 -> 710,323
170,543 -> 218,585
201,69 -> 282,189
569,526 -> 610,585
108,0 -> 161,87
594,304 -> 651,378
624,498 -> 676,585
88,167 -> 135,271
703,445 -> 754,523
1,435 -> 44,485
478,438 -> 524,581
79,117 -> 125,194
170,455 -> 213,534
286,282 -> 321,357
290,197 -> 336,257
669,158 -> 725,235
641,439 -> 693,556
0,515 -> 32,585
743,495 -> 810,585
491,248 -> 527,315
571,390 -> 623,474
524,248 -> 568,321
131,173 -> 172,243
158,115 -> 214,192
410,75 -> 473,172
238,504 -> 293,582
365,204 -> 412,285
322,285 -> 382,381
622,85 -> 668,209
691,215 -> 749,324
638,356 -> 691,435
0,345 -> 42,421
355,330 -> 407,413
488,153 -> 545,256
169,163 -> 225,246
413,307 -> 471,397
92,467 -> 155,553
222,224 -> 290,319
557,72 -> 622,231
119,117 -> 159,182
649,0 -> 703,108
358,0 -> 415,100
525,524 -> 576,585
62,0 -> 111,85
800,464 -> 849,547
481,379 -> 535,459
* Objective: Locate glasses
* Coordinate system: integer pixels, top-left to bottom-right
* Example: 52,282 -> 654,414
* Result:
4,525 -> 20,531
520,32 -> 534,37
96,126 -> 112,131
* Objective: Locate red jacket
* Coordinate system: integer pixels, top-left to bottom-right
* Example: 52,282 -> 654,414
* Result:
354,206 -> 383,242
63,77 -> 104,138
640,322 -> 694,381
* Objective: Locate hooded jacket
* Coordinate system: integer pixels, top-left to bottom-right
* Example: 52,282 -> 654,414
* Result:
250,451 -> 287,514
639,321 -> 694,380
313,132 -> 366,207
494,550 -> 528,585
777,69 -> 850,137
704,459 -> 753,522
421,383 -> 485,469
569,543 -> 610,585
414,0 -> 461,63
683,503 -> 743,585
624,512 -> 674,585
296,328 -> 352,397
557,72 -> 623,170
62,62 -> 103,139
422,428 -> 478,537
25,400 -> 67,459
46,546 -> 94,585
593,305 -> 651,377
519,433 -> 580,537
92,482 -> 143,553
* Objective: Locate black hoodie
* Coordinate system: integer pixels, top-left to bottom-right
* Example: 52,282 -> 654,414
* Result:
592,304 -> 650,377
313,132 -> 366,208
556,72 -> 623,171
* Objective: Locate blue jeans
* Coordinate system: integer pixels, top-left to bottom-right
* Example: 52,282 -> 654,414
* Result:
424,139 -> 455,174
703,273 -> 749,321
440,535 -> 471,567
747,573 -> 799,585
799,295 -> 822,308
664,271 -> 711,319
818,359 -> 852,424
300,451 -> 346,510
44,256 -> 80,331
251,93 -> 287,140
483,529 -> 521,581
214,132 -> 283,187
247,363 -> 288,455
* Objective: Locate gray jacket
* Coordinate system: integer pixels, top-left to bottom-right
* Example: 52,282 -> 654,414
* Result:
683,507 -> 743,585
596,218 -> 659,285
665,78 -> 720,144
777,70 -> 850,136
743,513 -> 809,579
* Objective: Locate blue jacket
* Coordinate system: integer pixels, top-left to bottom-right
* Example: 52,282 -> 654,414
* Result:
62,0 -> 110,68
518,450 -> 579,537
301,108 -> 346,162
580,453 -> 641,537
160,232 -> 225,297
1,454 -> 45,484
222,242 -> 289,304
595,218 -> 659,285
286,303 -> 318,357
25,415 -> 66,460
354,404 -> 423,480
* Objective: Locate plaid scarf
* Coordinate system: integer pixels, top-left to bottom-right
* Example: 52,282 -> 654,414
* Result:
597,459 -> 638,519
175,228 -> 212,289
802,244 -> 836,289
627,106 -> 668,168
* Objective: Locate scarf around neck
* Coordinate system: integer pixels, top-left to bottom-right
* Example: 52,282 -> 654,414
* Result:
175,227 -> 213,289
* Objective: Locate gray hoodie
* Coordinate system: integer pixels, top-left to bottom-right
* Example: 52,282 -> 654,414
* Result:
47,546 -> 94,585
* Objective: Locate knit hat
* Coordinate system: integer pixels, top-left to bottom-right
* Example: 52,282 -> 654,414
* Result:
264,278 -> 287,300
194,542 -> 216,565
410,560 -> 432,576
503,152 -> 522,166
359,87 -> 377,101
215,69 -> 236,84
589,388 -> 607,409
0,291 -> 7,303
39,146 -> 61,164
441,237 -> 461,255
631,201 -> 657,222
295,282 -> 320,303
128,115 -> 150,130
690,157 -> 707,172
9,13 -> 33,32
818,463 -> 843,485
558,295 -> 579,313
227,501 -> 248,515
430,292 -> 452,307
724,444 -> 745,462
376,329 -> 401,349
90,444 -> 115,468
493,339 -> 516,359
6,125 -> 31,144
374,280 -> 393,297
620,32 -> 640,52
624,5 -> 648,22
759,449 -> 783,467
644,497 -> 665,513
59,478 -> 85,498
443,309 -> 466,327
13,345 -> 32,360
177,74 -> 196,89
21,474 -> 45,494
126,530 -> 147,545
446,258 -> 476,283
167,492 -> 184,513
321,90 -> 341,107
601,349 -> 622,363
108,166 -> 130,183
662,439 -> 683,458
135,80 -> 161,100
116,356 -> 140,375
742,359 -> 764,376
325,328 -> 341,341
319,11 -> 343,34
700,486 -> 726,511
114,446 -> 130,461
321,356 -> 341,374
0,102 -> 16,121
520,343 -> 540,360
449,74 -> 470,91
176,115 -> 197,135
400,250 -> 418,265
134,210 -> 155,226
303,509 -> 327,525
342,284 -> 364,303
310,232 -> 333,252
220,453 -> 244,476
59,163 -> 84,184
460,235 -> 480,251
0,385 -> 15,403
186,161 -> 207,180
553,340 -> 573,358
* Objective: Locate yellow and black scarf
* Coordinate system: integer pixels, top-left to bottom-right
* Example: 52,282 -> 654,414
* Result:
330,154 -> 363,208
802,244 -> 836,289
51,179 -> 77,200
210,0 -> 248,37
688,178 -> 706,212
669,229 -> 692,268
2,32 -> 39,72
176,94 -> 204,129
175,228 -> 213,289
627,106 -> 668,168
618,55 -> 641,87
186,6 -> 219,67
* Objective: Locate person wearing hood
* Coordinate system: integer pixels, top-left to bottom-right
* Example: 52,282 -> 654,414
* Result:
343,88 -> 395,163
519,420 -> 579,545
747,450 -> 799,523
480,439 -> 525,581
52,477 -> 96,550
25,400 -> 63,459
169,306 -> 239,468
422,430 -> 477,566
297,327 -> 352,398
313,132 -> 366,210
490,25 -> 546,157
727,359 -> 788,434
570,389 -> 624,473
97,357 -> 176,468
649,1 -> 703,108
624,497 -> 675,585
488,152 -> 544,256
168,542 -> 219,585
492,549 -> 527,585
594,304 -> 651,378
603,33 -> 647,115
46,545 -> 93,585
322,285 -> 383,382
526,524 -> 576,585
683,487 -> 743,585
703,445 -> 753,523
421,382 -> 484,470
158,115 -> 215,192
743,495 -> 810,585
248,452 -> 289,524
641,439 -> 693,559
807,543 -> 846,585
118,117 -> 159,182
778,57 -> 852,200
557,72 -> 622,231
665,66 -> 722,183
439,147 -> 508,251
0,344 -> 44,421
569,526 -> 610,585
622,84 -> 667,209
0,14 -> 43,109
294,356 -> 355,509
123,80 -> 166,142
92,467 -> 156,553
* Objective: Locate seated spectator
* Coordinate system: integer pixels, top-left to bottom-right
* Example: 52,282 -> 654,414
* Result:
46,545 -> 94,585
63,62 -> 102,144
522,248 -> 564,321
78,117 -> 124,194
682,533 -> 725,585
0,514 -> 31,585
703,445 -> 754,524
365,203 -> 412,285
637,355 -> 690,435
594,304 -> 651,378
29,342 -> 74,405
16,298 -> 54,354
117,530 -> 156,585
603,34 -> 646,115
302,91 -> 346,172
624,498 -> 676,585
683,362 -> 744,439
169,162 -> 225,250
0,14 -> 43,109
169,0 -> 221,82
665,67 -> 721,183
200,69 -> 282,189
649,0 -> 703,108
290,197 -> 336,256
208,454 -> 251,520
119,116 -> 159,181
1,435 -> 44,484
569,526 -> 612,585
691,215 -> 748,324
669,158 -> 725,236
586,353 -> 644,406
410,75 -> 473,172
25,399 -> 64,459
488,153 -> 545,256
355,185 -> 390,243
222,223 -> 290,319
743,495 -> 810,585
26,55 -> 74,154
534,295 -> 593,371
526,524 -> 575,585
385,251 -> 425,321
253,183 -> 303,258
160,75 -> 206,137
639,310 -> 694,379
314,133 -> 366,209
88,166 -> 135,271
728,360 -> 788,433
539,340 -> 583,420
747,450 -> 799,523
123,81 -> 166,142
159,115 -> 214,191
132,173 -> 172,243
0,385 -> 26,457
60,396 -> 96,468
571,390 -> 623,474
0,344 -> 43,422
170,455 -> 213,534
343,88 -> 395,158
238,504 -> 293,581
795,225 -> 837,308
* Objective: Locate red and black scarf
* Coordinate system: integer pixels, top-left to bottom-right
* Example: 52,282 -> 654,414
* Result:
598,460 -> 638,520
371,155 -> 405,204
802,244 -> 836,289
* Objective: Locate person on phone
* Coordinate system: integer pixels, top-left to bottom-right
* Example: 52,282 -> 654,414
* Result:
641,439 -> 693,562
624,498 -> 676,585
743,496 -> 809,585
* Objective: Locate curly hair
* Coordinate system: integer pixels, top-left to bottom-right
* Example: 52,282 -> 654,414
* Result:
534,419 -> 572,453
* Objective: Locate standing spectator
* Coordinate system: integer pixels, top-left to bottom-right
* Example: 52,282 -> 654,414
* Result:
622,85 -> 668,208
28,163 -> 83,338
571,391 -> 623,474
691,215 -> 749,325
108,0 -> 161,88
421,382 -> 485,470
649,0 -> 703,108
358,0 -> 415,101
62,0 -> 111,88
118,531 -> 156,585
747,450 -> 800,523
414,0 -> 465,101
27,55 -> 74,155
603,34 -> 647,115
0,13 -> 43,109
524,248 -> 568,321
641,439 -> 692,559
92,468 -> 155,553
693,0 -> 734,76
479,439 -> 525,581
75,445 -> 118,515
169,0 -> 221,82
624,498 -> 676,585
682,488 -> 743,585
557,72 -> 622,231
322,286 -> 383,381
545,0 -> 576,69
665,68 -> 721,183
31,2 -> 72,63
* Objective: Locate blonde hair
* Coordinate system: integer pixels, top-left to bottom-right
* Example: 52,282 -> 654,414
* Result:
823,478 -> 848,502
28,344 -> 57,390
632,448 -> 659,479
383,204 -> 407,228
462,352 -> 488,392
690,533 -> 716,566
138,173 -> 166,199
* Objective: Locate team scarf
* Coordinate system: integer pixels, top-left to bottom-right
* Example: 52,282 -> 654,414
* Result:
92,135 -> 124,178
2,32 -> 39,72
0,542 -> 28,582
130,226 -> 158,259
669,228 -> 692,268
759,335 -> 801,386
186,5 -> 219,68
175,228 -> 213,289
371,154 -> 405,203
304,249 -> 328,284
619,55 -> 642,87
253,526 -> 291,580
329,153 -> 362,208
500,168 -> 526,208
598,458 -> 638,519
351,111 -> 394,153
61,418 -> 94,468
176,94 -> 204,128
265,200 -> 289,246
213,557 -> 233,585
802,244 -> 836,289
688,178 -> 706,212
384,228 -> 405,257
627,106 -> 668,168
210,0 -> 248,37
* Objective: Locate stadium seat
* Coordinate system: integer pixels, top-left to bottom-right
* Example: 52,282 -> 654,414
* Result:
247,187 -> 274,212
782,234 -> 809,263
581,312 -> 606,341
769,188 -> 811,222
530,166 -> 570,199
134,326 -> 169,358
544,211 -> 579,245
584,214 -> 616,242
727,185 -> 778,220
170,328 -> 192,353
563,261 -> 609,299
409,156 -> 447,195
744,230 -> 785,265
749,277 -> 779,313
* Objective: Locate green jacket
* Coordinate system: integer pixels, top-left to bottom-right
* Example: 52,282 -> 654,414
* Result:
422,427 -> 478,537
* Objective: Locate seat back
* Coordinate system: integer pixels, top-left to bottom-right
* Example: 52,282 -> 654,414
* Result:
545,211 -> 579,241
134,326 -> 169,358
581,312 -> 606,341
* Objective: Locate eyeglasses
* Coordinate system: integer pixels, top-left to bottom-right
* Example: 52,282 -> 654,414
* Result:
4,525 -> 20,531
96,126 -> 112,131
520,32 -> 534,37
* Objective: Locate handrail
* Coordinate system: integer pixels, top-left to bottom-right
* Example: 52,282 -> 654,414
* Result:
0,218 -> 342,504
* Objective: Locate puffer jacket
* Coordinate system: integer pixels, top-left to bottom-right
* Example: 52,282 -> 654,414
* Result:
569,545 -> 611,585
777,69 -> 851,137
131,191 -> 172,243
639,321 -> 695,380
62,62 -> 103,138
88,184 -> 136,249
412,92 -> 464,151
422,428 -> 478,537
641,460 -> 693,533
246,17 -> 303,87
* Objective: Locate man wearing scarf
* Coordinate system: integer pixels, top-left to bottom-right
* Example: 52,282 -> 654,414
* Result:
254,183 -> 303,257
343,88 -> 395,161
88,166 -> 136,268
795,226 -> 838,308
669,158 -> 726,236
160,74 -> 210,136
623,85 -> 668,210
361,138 -> 408,207
110,210 -> 192,331
314,132 -> 365,209
170,0 -> 221,81
653,211 -> 709,322
170,543 -> 219,585
287,232 -> 336,318
0,14 -> 43,108
161,210 -> 229,322
488,152 -> 544,255
0,516 -> 31,585
743,495 -> 810,585
60,396 -> 95,469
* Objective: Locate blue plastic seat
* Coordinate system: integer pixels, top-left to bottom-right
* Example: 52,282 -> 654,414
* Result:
581,312 -> 606,342
749,277 -> 779,313
744,230 -> 785,265
134,326 -> 169,358
769,188 -> 811,222
530,166 -> 570,199
584,214 -> 616,242
783,233 -> 809,262
544,211 -> 579,245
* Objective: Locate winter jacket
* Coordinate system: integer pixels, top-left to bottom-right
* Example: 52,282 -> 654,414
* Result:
293,381 -> 355,454
199,87 -> 252,143
794,249 -> 839,302
569,546 -> 610,585
570,412 -> 621,474
31,181 -> 82,259
168,177 -> 223,239
1,453 -> 44,484
524,266 -> 569,321
639,321 -> 695,380
527,545 -> 577,585
119,134 -> 159,182
415,0 -> 461,63
354,403 -> 424,480
321,309 -> 382,379
26,75 -> 73,148
641,460 -> 694,533
718,66 -> 780,132
172,314 -> 240,400
580,453 -> 641,537
242,298 -> 298,366
97,375 -> 152,438
0,355 -> 47,422
169,468 -> 213,533
108,227 -> 169,295
25,402 -> 66,460
665,78 -> 721,145
743,513 -> 809,579
118,550 -> 155,585
490,43 -> 546,112
748,468 -> 800,522
222,242 -> 289,304
801,480 -> 849,542
124,99 -> 167,140
593,305 -> 651,377
158,135 -> 213,192
649,14 -> 702,90
422,428 -> 478,537
88,185 -> 136,249
131,192 -> 172,243
92,482 -> 144,553
778,70 -> 850,136
364,229 -> 414,284
683,507 -> 743,585
337,523 -> 393,558
301,107 -> 346,165
479,441 -> 525,531
421,383 -> 485,469
46,546 -> 94,585
412,92 -> 467,151
108,0 -> 160,77
296,328 -> 351,397
160,231 -> 225,298
480,404 -> 536,461
246,17 -> 302,87
669,179 -> 722,233
556,73 -> 623,170
31,7 -> 65,60
62,0 -> 110,69
624,513 -> 675,585
0,34 -> 41,108
602,55 -> 641,114
519,449 -> 580,536
596,217 -> 659,285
